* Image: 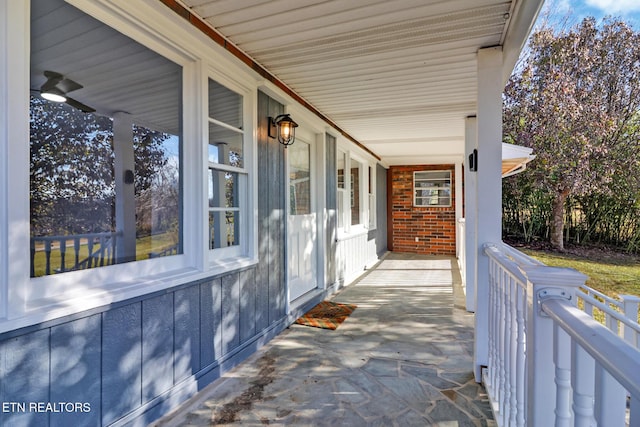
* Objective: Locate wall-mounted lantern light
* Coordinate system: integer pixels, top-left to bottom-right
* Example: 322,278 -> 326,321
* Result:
468,149 -> 478,172
268,114 -> 298,147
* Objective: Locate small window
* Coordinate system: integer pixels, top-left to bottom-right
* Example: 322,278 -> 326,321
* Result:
350,159 -> 362,225
207,78 -> 246,253
414,171 -> 451,207
289,141 -> 311,215
368,166 -> 376,229
337,150 -> 346,229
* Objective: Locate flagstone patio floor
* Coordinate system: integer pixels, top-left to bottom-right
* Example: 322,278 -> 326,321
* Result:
151,253 -> 495,426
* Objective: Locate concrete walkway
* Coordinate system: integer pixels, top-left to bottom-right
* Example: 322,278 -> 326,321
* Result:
151,253 -> 495,426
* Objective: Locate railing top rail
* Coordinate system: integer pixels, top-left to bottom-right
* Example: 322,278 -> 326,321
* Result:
580,285 -> 623,309
31,231 -> 121,241
484,243 -> 529,285
496,242 -> 545,267
578,290 -> 640,332
542,297 -> 640,398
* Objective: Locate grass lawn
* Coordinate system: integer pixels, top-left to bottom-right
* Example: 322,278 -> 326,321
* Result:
520,247 -> 640,299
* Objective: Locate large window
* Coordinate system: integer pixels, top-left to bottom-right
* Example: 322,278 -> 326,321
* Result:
207,79 -> 246,256
414,171 -> 452,207
29,0 -> 183,277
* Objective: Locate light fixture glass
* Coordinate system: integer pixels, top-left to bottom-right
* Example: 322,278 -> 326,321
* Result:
41,88 -> 67,103
269,114 -> 298,147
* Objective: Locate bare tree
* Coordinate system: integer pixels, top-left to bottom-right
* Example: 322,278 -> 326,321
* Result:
503,17 -> 640,250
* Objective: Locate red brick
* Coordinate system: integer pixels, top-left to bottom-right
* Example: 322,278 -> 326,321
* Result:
389,164 -> 456,256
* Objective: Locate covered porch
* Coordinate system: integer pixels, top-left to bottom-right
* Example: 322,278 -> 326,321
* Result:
152,252 -> 494,426
3,0 -> 640,426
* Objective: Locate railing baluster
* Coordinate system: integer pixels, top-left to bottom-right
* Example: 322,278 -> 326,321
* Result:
99,236 -> 106,266
583,291 -> 594,317
87,239 -> 94,268
498,267 -> 507,425
487,257 -> 496,394
110,234 -> 116,265
594,362 -> 626,426
30,239 -> 36,277
74,236 -> 80,267
606,309 -> 619,335
59,237 -> 66,272
554,324 -> 572,427
508,275 -> 518,427
516,285 -> 526,426
45,240 -> 52,276
505,270 -> 513,425
572,342 -> 596,426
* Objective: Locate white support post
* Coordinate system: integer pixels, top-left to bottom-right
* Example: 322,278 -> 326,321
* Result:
3,0 -> 30,318
454,162 -> 463,258
474,47 -> 504,380
621,295 -> 640,346
113,112 -> 136,263
463,116 -> 477,313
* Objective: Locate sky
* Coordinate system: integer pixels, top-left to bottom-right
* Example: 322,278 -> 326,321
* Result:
541,0 -> 640,27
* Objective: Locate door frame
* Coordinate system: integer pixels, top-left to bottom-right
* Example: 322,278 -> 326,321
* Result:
284,128 -> 327,312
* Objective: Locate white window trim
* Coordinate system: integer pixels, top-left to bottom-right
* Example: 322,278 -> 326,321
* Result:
368,165 -> 377,230
205,69 -> 257,268
336,140 -> 377,239
0,0 -> 259,333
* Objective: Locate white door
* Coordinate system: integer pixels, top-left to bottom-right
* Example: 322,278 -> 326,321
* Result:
288,139 -> 317,302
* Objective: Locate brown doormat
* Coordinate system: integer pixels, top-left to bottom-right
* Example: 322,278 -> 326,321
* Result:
295,301 -> 357,330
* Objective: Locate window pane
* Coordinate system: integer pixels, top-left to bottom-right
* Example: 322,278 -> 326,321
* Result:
289,141 -> 310,215
414,171 -> 451,207
337,189 -> 346,229
29,0 -> 183,277
208,124 -> 243,168
209,79 -> 242,129
351,159 -> 362,225
209,170 -> 238,208
30,97 -> 115,277
134,125 -> 182,259
209,211 -> 240,249
337,151 -> 345,189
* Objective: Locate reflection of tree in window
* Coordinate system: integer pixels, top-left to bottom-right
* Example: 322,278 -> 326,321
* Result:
29,96 -> 181,276
30,96 -> 115,236
133,125 -> 181,255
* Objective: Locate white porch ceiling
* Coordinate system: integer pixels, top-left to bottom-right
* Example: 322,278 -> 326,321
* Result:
180,0 -> 543,165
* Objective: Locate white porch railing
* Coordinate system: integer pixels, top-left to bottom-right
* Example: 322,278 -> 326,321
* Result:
577,287 -> 640,349
484,242 -> 640,427
30,231 -> 120,277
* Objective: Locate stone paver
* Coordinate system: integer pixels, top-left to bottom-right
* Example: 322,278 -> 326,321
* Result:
151,253 -> 495,427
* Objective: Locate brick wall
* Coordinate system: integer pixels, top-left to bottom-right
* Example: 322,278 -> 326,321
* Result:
389,164 -> 456,255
